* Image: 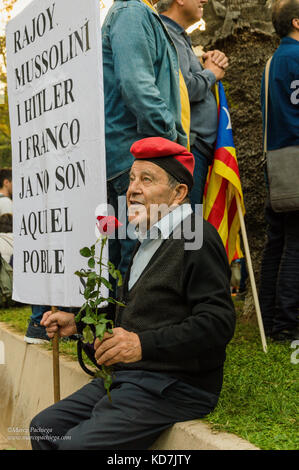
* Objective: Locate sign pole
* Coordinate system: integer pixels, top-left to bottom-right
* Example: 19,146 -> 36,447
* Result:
51,306 -> 61,403
235,190 -> 268,353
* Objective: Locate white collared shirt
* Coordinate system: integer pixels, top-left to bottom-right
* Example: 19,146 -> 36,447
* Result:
128,204 -> 192,290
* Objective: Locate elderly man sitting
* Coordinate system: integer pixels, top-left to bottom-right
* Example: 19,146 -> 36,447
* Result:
30,137 -> 235,450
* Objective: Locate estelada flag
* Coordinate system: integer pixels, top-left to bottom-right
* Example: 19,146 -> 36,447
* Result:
203,81 -> 245,263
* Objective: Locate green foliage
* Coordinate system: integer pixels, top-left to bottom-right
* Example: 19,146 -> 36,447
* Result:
75,235 -> 124,400
0,32 -> 11,164
0,305 -> 31,331
0,144 -> 11,166
0,2 -> 19,164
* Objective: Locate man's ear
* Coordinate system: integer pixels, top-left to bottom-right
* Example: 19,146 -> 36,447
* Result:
173,183 -> 189,204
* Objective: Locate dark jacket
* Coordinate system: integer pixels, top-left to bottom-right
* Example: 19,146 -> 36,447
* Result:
261,36 -> 299,150
114,216 -> 236,396
102,0 -> 188,180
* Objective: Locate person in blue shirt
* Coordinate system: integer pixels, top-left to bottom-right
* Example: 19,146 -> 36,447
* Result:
259,0 -> 299,342
157,0 -> 229,208
102,0 -> 190,284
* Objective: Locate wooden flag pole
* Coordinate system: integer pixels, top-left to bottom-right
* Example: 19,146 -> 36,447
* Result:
51,306 -> 61,402
234,190 -> 268,353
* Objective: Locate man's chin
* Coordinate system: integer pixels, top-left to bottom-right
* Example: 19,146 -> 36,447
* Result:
128,204 -> 147,224
128,216 -> 148,230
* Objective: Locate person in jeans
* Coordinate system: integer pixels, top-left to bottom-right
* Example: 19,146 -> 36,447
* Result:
259,0 -> 299,341
24,305 -> 51,344
102,0 -> 190,284
157,0 -> 229,208
29,137 -> 235,450
24,305 -> 77,344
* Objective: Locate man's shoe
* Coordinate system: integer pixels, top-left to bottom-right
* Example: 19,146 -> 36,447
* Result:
24,320 -> 50,344
271,327 -> 299,343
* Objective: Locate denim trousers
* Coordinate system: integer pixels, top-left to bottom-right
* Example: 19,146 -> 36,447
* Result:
189,146 -> 210,210
259,198 -> 299,335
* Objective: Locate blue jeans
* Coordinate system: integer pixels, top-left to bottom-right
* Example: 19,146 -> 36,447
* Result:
190,146 -> 210,209
259,198 -> 299,335
107,170 -> 137,292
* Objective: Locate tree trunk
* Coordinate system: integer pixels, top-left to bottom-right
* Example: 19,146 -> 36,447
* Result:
194,0 -> 274,47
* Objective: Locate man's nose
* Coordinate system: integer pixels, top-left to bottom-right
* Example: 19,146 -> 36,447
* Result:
128,179 -> 142,194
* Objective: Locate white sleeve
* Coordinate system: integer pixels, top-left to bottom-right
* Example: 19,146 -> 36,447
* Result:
0,198 -> 13,215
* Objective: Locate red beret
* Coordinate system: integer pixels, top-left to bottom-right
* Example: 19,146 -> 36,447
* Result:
130,137 -> 195,190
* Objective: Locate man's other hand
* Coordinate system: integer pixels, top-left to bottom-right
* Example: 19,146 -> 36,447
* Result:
94,327 -> 142,367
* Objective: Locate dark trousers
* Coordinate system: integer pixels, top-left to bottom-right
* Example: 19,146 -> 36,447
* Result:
107,171 -> 137,291
190,146 -> 210,209
239,258 -> 248,292
259,198 -> 299,335
30,371 -> 218,450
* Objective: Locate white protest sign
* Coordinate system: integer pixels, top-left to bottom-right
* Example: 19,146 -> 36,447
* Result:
6,0 -> 106,307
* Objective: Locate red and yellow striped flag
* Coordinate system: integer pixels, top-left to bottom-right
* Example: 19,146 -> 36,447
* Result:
203,82 -> 245,263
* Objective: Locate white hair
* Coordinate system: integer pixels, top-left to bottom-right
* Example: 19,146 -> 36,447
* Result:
156,0 -> 175,14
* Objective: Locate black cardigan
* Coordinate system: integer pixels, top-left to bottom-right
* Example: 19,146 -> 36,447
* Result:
113,215 -> 236,396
